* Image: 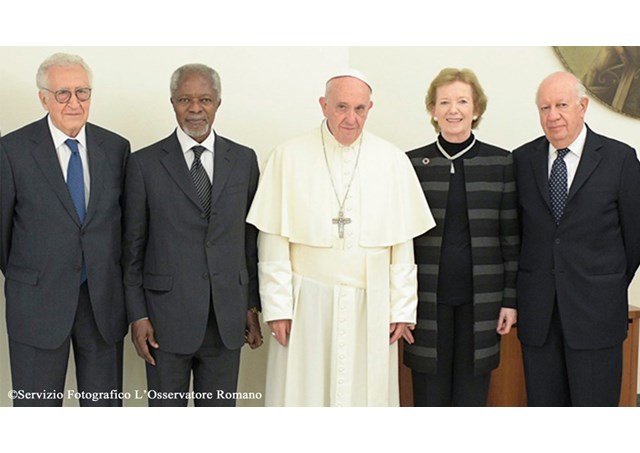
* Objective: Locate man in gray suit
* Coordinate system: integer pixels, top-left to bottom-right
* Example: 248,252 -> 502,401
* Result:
123,63 -> 262,406
0,53 -> 130,406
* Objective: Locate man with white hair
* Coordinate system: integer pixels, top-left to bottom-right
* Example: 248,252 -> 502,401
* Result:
0,53 -> 130,406
247,70 -> 435,406
513,71 -> 640,406
123,63 -> 262,407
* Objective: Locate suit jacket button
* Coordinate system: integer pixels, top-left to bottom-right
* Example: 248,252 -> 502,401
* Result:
202,273 -> 209,280
555,238 -> 561,245
206,241 -> 212,247
200,212 -> 208,219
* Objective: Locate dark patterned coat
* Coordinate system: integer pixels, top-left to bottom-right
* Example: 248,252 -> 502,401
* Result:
403,141 -> 519,375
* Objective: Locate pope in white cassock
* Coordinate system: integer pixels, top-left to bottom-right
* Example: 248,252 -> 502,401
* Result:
247,70 -> 435,406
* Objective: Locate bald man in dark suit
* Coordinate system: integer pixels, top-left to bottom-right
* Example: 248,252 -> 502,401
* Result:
513,71 -> 640,406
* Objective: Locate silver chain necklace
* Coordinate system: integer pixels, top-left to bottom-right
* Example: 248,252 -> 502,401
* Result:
320,120 -> 363,239
436,136 -> 477,174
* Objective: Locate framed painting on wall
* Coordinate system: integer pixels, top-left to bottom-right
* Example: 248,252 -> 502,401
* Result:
554,46 -> 640,119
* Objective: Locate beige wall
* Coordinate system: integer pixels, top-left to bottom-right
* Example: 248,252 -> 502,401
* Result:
0,47 -> 638,407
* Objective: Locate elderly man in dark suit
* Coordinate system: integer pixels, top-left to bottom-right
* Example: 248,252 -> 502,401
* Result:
0,53 -> 130,406
123,63 -> 262,407
513,71 -> 640,406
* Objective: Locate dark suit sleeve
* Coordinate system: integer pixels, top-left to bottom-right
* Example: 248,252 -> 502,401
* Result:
0,139 -> 15,274
119,140 -> 131,223
122,152 -> 149,322
500,152 -> 520,309
121,140 -> 131,192
618,147 -> 640,283
245,150 -> 261,311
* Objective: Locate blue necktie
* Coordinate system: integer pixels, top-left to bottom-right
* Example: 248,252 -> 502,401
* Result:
65,138 -> 87,283
549,148 -> 570,225
66,139 -> 86,223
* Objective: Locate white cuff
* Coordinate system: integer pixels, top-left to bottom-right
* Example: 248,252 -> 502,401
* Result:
258,260 -> 294,322
389,263 -> 418,323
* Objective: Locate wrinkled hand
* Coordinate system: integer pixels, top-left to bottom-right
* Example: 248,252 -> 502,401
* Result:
131,318 -> 159,366
496,308 -> 517,335
389,322 -> 414,345
268,319 -> 291,347
245,310 -> 263,349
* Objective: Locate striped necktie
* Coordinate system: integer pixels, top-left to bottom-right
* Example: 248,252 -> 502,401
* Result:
190,145 -> 212,217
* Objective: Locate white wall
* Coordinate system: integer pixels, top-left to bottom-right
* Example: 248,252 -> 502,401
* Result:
0,46 -> 350,407
0,46 -> 639,407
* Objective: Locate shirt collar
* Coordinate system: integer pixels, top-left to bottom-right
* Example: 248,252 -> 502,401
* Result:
548,123 -> 587,158
176,126 -> 215,155
47,115 -> 87,150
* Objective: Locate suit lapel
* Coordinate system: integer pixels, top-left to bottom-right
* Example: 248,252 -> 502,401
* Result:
84,124 -> 106,226
567,129 -> 602,204
210,134 -> 237,208
531,139 -> 551,210
160,133 -> 203,210
29,118 -> 82,227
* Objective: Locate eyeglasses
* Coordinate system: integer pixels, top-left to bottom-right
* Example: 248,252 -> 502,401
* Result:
42,87 -> 92,104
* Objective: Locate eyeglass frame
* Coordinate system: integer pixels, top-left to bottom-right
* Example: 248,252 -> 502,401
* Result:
41,87 -> 92,104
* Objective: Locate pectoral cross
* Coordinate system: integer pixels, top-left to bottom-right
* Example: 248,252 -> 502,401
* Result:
332,210 -> 351,239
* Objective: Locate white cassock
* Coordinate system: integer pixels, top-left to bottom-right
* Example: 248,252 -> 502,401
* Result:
247,122 -> 435,406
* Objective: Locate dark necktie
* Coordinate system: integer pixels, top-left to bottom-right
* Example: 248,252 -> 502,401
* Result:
549,148 -> 570,225
65,138 -> 87,283
190,145 -> 212,217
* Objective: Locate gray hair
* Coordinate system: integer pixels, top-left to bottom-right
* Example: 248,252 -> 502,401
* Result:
574,78 -> 588,102
36,53 -> 93,90
170,64 -> 221,100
